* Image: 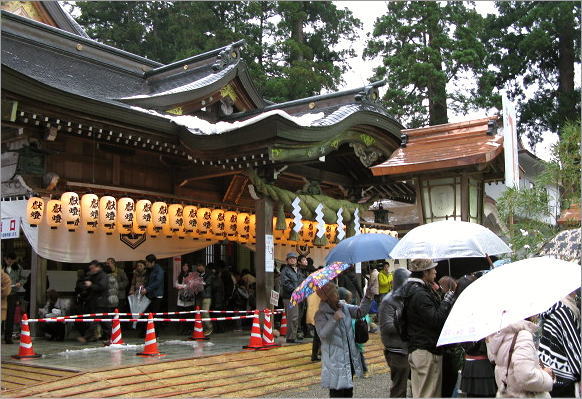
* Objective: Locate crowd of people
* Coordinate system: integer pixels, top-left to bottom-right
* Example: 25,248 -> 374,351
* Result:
313,258 -> 581,398
1,250 -> 580,399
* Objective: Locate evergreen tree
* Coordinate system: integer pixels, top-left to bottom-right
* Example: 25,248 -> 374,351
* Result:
477,2 -> 581,146
364,2 -> 486,127
68,1 -> 360,103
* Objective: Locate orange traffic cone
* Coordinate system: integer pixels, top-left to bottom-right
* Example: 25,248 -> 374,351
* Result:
12,314 -> 41,359
261,309 -> 279,349
243,310 -> 265,350
136,313 -> 165,357
189,306 -> 209,341
107,308 -> 124,345
279,310 -> 288,337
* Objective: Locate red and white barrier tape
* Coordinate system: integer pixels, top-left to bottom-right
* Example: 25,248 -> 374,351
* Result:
28,315 -> 257,323
55,309 -> 284,319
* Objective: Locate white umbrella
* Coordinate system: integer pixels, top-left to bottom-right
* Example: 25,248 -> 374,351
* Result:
437,257 -> 581,346
389,220 -> 511,259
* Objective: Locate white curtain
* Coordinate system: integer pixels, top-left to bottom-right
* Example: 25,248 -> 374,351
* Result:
1,200 -> 216,262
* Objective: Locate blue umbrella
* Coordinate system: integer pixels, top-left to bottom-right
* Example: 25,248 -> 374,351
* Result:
325,233 -> 399,264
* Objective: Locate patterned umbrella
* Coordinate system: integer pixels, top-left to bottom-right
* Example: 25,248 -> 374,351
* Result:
290,262 -> 350,306
538,228 -> 581,263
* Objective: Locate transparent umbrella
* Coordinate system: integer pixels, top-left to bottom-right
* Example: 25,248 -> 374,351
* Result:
437,257 -> 581,346
389,220 -> 511,259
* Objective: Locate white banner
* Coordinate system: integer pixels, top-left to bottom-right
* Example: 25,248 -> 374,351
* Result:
1,217 -> 20,239
502,92 -> 520,188
265,234 -> 274,272
1,200 -> 216,263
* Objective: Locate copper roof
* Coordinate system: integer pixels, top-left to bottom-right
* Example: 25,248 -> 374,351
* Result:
371,116 -> 503,176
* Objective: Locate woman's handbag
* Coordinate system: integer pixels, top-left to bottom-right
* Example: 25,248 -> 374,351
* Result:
354,317 -> 369,344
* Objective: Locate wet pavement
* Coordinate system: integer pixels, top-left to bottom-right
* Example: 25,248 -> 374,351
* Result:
1,326 -> 266,372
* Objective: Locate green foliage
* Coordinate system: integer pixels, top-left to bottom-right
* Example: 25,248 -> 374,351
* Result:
497,186 -> 557,260
364,2 -> 486,127
476,2 -> 581,146
496,122 -> 580,260
536,121 -> 582,210
68,1 -> 361,103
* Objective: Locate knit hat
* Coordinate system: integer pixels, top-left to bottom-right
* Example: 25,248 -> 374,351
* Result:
286,252 -> 298,259
408,258 -> 438,272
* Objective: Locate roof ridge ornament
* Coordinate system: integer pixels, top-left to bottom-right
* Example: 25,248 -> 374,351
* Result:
355,85 -> 380,103
212,43 -> 243,72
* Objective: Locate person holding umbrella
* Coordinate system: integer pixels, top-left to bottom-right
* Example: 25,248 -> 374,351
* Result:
399,258 -> 455,398
486,315 -> 554,398
315,281 -> 375,397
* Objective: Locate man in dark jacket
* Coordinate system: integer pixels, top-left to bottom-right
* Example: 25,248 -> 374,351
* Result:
195,263 -> 214,335
338,265 -> 363,304
399,259 -> 455,398
77,261 -> 109,343
379,267 -> 411,398
280,252 -> 304,343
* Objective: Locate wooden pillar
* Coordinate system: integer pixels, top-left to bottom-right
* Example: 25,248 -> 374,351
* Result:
460,175 -> 469,221
29,251 -> 46,336
254,198 -> 274,311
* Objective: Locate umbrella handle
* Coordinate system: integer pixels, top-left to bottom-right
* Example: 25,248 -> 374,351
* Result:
485,254 -> 493,267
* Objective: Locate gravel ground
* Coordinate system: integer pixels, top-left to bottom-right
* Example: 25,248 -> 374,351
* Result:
261,369 -> 395,398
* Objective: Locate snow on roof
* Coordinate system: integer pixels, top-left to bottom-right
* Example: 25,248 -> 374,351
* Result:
130,106 -> 325,135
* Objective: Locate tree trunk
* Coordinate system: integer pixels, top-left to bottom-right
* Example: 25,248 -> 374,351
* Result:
427,31 -> 448,125
290,4 -> 305,63
556,4 -> 577,131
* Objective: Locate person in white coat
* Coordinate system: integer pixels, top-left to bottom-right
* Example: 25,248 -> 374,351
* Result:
486,317 -> 554,398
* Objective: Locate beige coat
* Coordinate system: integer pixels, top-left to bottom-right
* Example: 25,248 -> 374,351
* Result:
1,271 -> 12,321
486,320 -> 553,398
306,293 -> 321,326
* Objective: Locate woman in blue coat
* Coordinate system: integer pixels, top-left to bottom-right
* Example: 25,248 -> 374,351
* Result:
315,282 -> 373,397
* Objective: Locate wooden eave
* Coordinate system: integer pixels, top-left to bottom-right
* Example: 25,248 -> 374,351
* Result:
371,116 -> 503,177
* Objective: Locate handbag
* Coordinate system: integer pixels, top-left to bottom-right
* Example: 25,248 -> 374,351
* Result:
354,317 -> 369,344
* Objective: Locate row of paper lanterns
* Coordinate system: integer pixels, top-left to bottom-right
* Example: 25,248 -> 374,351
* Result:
26,194 -> 397,246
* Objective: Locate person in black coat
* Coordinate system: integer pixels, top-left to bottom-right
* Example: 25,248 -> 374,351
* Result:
399,259 -> 455,398
338,265 -> 363,304
77,261 -> 109,343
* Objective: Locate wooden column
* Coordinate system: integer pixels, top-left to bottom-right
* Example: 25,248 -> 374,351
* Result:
29,251 -> 46,336
460,175 -> 469,221
254,198 -> 274,311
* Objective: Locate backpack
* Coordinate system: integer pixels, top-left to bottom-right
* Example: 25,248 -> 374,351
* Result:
393,294 -> 409,342
354,317 -> 369,344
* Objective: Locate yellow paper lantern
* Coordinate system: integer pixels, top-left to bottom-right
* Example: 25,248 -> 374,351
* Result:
176,226 -> 187,239
273,217 -> 286,242
133,200 -> 152,234
250,214 -> 256,238
282,217 -> 297,244
26,197 -> 44,227
210,209 -> 226,238
325,224 -> 337,244
80,194 -> 99,233
162,223 -> 173,238
224,211 -> 238,239
236,212 -> 251,241
60,192 -> 80,232
146,222 -> 158,238
300,220 -> 316,246
117,197 -> 135,234
99,196 -> 117,235
46,199 -> 62,229
196,207 -> 212,234
183,205 -> 198,233
151,201 -> 168,233
168,204 -> 184,232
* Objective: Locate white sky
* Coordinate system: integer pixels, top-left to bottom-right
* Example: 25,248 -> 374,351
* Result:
338,1 -> 562,161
